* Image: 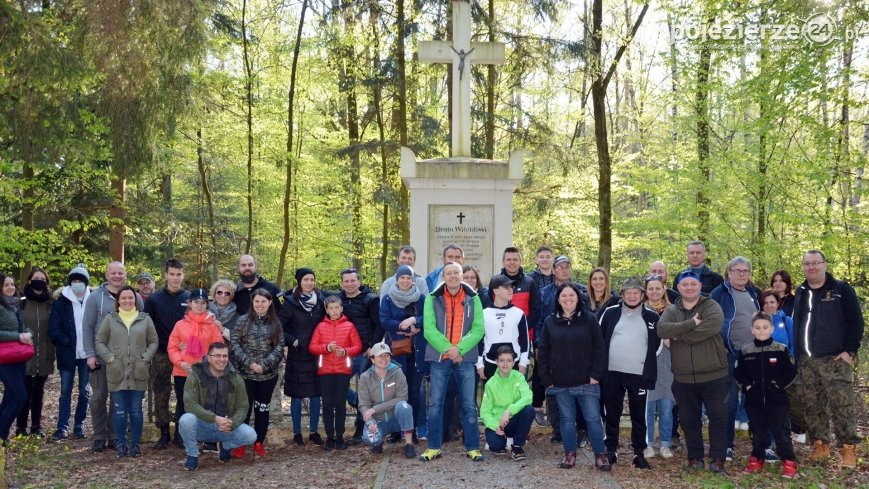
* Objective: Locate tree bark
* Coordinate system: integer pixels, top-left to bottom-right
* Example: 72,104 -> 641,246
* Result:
277,0 -> 307,286
108,174 -> 126,263
196,127 -> 218,283
485,0 -> 496,160
241,0 -> 254,254
695,15 -> 714,244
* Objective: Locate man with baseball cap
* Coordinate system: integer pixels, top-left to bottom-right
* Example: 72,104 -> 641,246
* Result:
357,343 -> 416,459
135,272 -> 156,303
658,270 -> 727,475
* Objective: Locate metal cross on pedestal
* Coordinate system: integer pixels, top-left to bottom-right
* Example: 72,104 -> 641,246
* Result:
419,0 -> 505,158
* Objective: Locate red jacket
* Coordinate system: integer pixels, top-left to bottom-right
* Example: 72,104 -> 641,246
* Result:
168,310 -> 224,377
309,314 -> 363,375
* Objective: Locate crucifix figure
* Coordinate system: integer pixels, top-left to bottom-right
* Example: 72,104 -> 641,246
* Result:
419,0 -> 505,158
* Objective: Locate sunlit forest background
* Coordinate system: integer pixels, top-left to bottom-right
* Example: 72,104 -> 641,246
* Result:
1,0 -> 867,296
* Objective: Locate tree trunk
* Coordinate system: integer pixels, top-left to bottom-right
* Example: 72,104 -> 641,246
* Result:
241,0 -> 254,254
20,163 -> 34,283
277,0 -> 307,286
667,13 -> 678,140
196,127 -> 218,283
485,0 -> 496,160
161,172 -> 174,259
108,173 -> 126,262
695,15 -> 714,244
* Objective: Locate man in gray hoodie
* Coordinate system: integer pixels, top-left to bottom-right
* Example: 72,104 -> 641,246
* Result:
82,261 -> 143,453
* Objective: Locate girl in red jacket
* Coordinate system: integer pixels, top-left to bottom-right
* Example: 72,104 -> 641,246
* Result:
309,295 -> 362,450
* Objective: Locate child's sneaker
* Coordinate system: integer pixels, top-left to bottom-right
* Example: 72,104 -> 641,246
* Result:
744,456 -> 764,473
660,446 -> 674,458
782,460 -> 797,478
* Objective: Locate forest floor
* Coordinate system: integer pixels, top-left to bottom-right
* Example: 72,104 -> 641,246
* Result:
2,362 -> 868,489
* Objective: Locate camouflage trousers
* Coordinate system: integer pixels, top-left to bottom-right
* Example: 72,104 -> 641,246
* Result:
150,352 -> 173,428
796,356 -> 860,446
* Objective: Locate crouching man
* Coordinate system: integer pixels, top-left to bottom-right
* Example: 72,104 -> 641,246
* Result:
358,343 -> 417,459
178,341 -> 256,470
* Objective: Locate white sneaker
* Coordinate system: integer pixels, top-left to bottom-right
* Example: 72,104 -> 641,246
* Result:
643,447 -> 655,459
794,433 -> 806,444
739,422 -> 749,431
660,446 -> 673,458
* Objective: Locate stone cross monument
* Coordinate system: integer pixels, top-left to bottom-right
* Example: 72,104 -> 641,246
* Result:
402,0 -> 522,281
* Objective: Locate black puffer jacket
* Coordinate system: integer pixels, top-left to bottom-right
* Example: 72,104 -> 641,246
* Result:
280,291 -> 325,398
230,314 -> 284,382
537,307 -> 605,388
339,286 -> 382,350
733,338 -> 796,408
792,272 -> 864,360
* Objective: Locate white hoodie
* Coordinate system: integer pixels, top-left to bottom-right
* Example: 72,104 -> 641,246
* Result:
61,285 -> 91,359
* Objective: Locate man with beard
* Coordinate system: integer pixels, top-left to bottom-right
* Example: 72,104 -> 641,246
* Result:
232,255 -> 282,316
135,272 -> 156,303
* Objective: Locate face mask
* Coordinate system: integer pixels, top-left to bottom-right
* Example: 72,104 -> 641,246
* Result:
30,279 -> 47,291
71,282 -> 87,294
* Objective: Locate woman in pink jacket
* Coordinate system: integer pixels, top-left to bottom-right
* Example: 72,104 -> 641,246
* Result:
168,288 -> 224,434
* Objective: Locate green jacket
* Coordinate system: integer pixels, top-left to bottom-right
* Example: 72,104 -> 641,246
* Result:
480,369 -> 532,431
0,304 -> 21,342
657,296 -> 728,384
95,312 -> 158,392
21,298 -> 54,376
423,282 -> 484,363
184,359 -> 249,429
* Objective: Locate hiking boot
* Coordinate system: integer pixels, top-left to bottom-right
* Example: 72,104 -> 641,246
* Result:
709,459 -> 726,475
154,426 -> 170,450
253,441 -> 267,457
840,444 -> 857,468
403,443 -> 416,459
309,432 -> 324,446
782,460 -> 798,478
370,443 -> 383,454
129,443 -> 141,458
744,456 -> 764,473
632,454 -> 651,469
466,449 -> 484,462
809,440 -> 830,460
595,452 -> 611,471
92,440 -> 105,453
184,455 -> 198,471
511,445 -> 527,461
419,448 -> 442,461
560,451 -> 576,469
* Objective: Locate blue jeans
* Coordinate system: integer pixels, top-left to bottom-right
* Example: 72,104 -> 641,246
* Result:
0,361 -> 27,441
362,400 -> 414,446
291,396 -> 321,435
57,359 -> 90,434
178,412 -> 257,457
646,398 -> 675,447
485,405 -> 534,450
111,390 -> 144,447
426,360 -> 479,450
550,384 -> 606,454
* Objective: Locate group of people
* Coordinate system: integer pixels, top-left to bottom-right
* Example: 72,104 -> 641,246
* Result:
0,241 -> 863,478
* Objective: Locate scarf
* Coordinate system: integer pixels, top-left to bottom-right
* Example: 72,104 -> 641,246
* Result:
209,301 -> 238,327
23,284 -> 51,303
299,291 -> 318,312
387,282 -> 421,309
118,309 -> 138,328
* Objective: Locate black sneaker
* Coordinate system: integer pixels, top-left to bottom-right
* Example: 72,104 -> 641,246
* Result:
106,439 -> 117,450
336,439 -> 348,450
403,443 -> 416,459
50,431 -> 68,442
606,451 -> 618,465
324,439 -> 335,451
30,428 -> 45,438
632,455 -> 651,469
202,442 -> 218,452
218,442 -> 232,463
184,455 -> 199,471
309,432 -> 324,446
511,446 -> 527,461
371,443 -> 384,454
73,426 -> 87,439
685,458 -> 705,471
129,444 -> 141,458
293,433 -> 304,446
92,440 -> 106,453
115,443 -> 128,459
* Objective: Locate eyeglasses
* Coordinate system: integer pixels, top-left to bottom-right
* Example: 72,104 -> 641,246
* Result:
208,354 -> 229,359
729,269 -> 750,276
802,261 -> 825,267
215,291 -> 231,296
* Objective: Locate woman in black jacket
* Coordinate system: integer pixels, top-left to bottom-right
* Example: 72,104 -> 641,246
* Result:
279,268 -> 325,446
537,283 -> 609,471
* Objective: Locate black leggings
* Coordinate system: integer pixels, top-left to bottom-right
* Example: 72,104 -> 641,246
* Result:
17,375 -> 48,431
173,376 -> 187,423
319,374 -> 351,441
244,376 -> 279,443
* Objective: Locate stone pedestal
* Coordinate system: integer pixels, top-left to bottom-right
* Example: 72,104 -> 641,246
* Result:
401,147 -> 523,279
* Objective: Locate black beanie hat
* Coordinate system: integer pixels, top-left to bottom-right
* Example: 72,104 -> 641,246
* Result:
295,268 -> 315,284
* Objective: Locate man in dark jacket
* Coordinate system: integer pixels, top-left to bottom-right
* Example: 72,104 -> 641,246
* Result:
672,241 -> 723,296
233,254 -> 282,316
528,245 -> 555,294
178,342 -> 256,471
792,250 -> 864,468
145,258 -> 190,449
338,268 -> 383,445
599,278 -> 661,469
658,270 -> 728,475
